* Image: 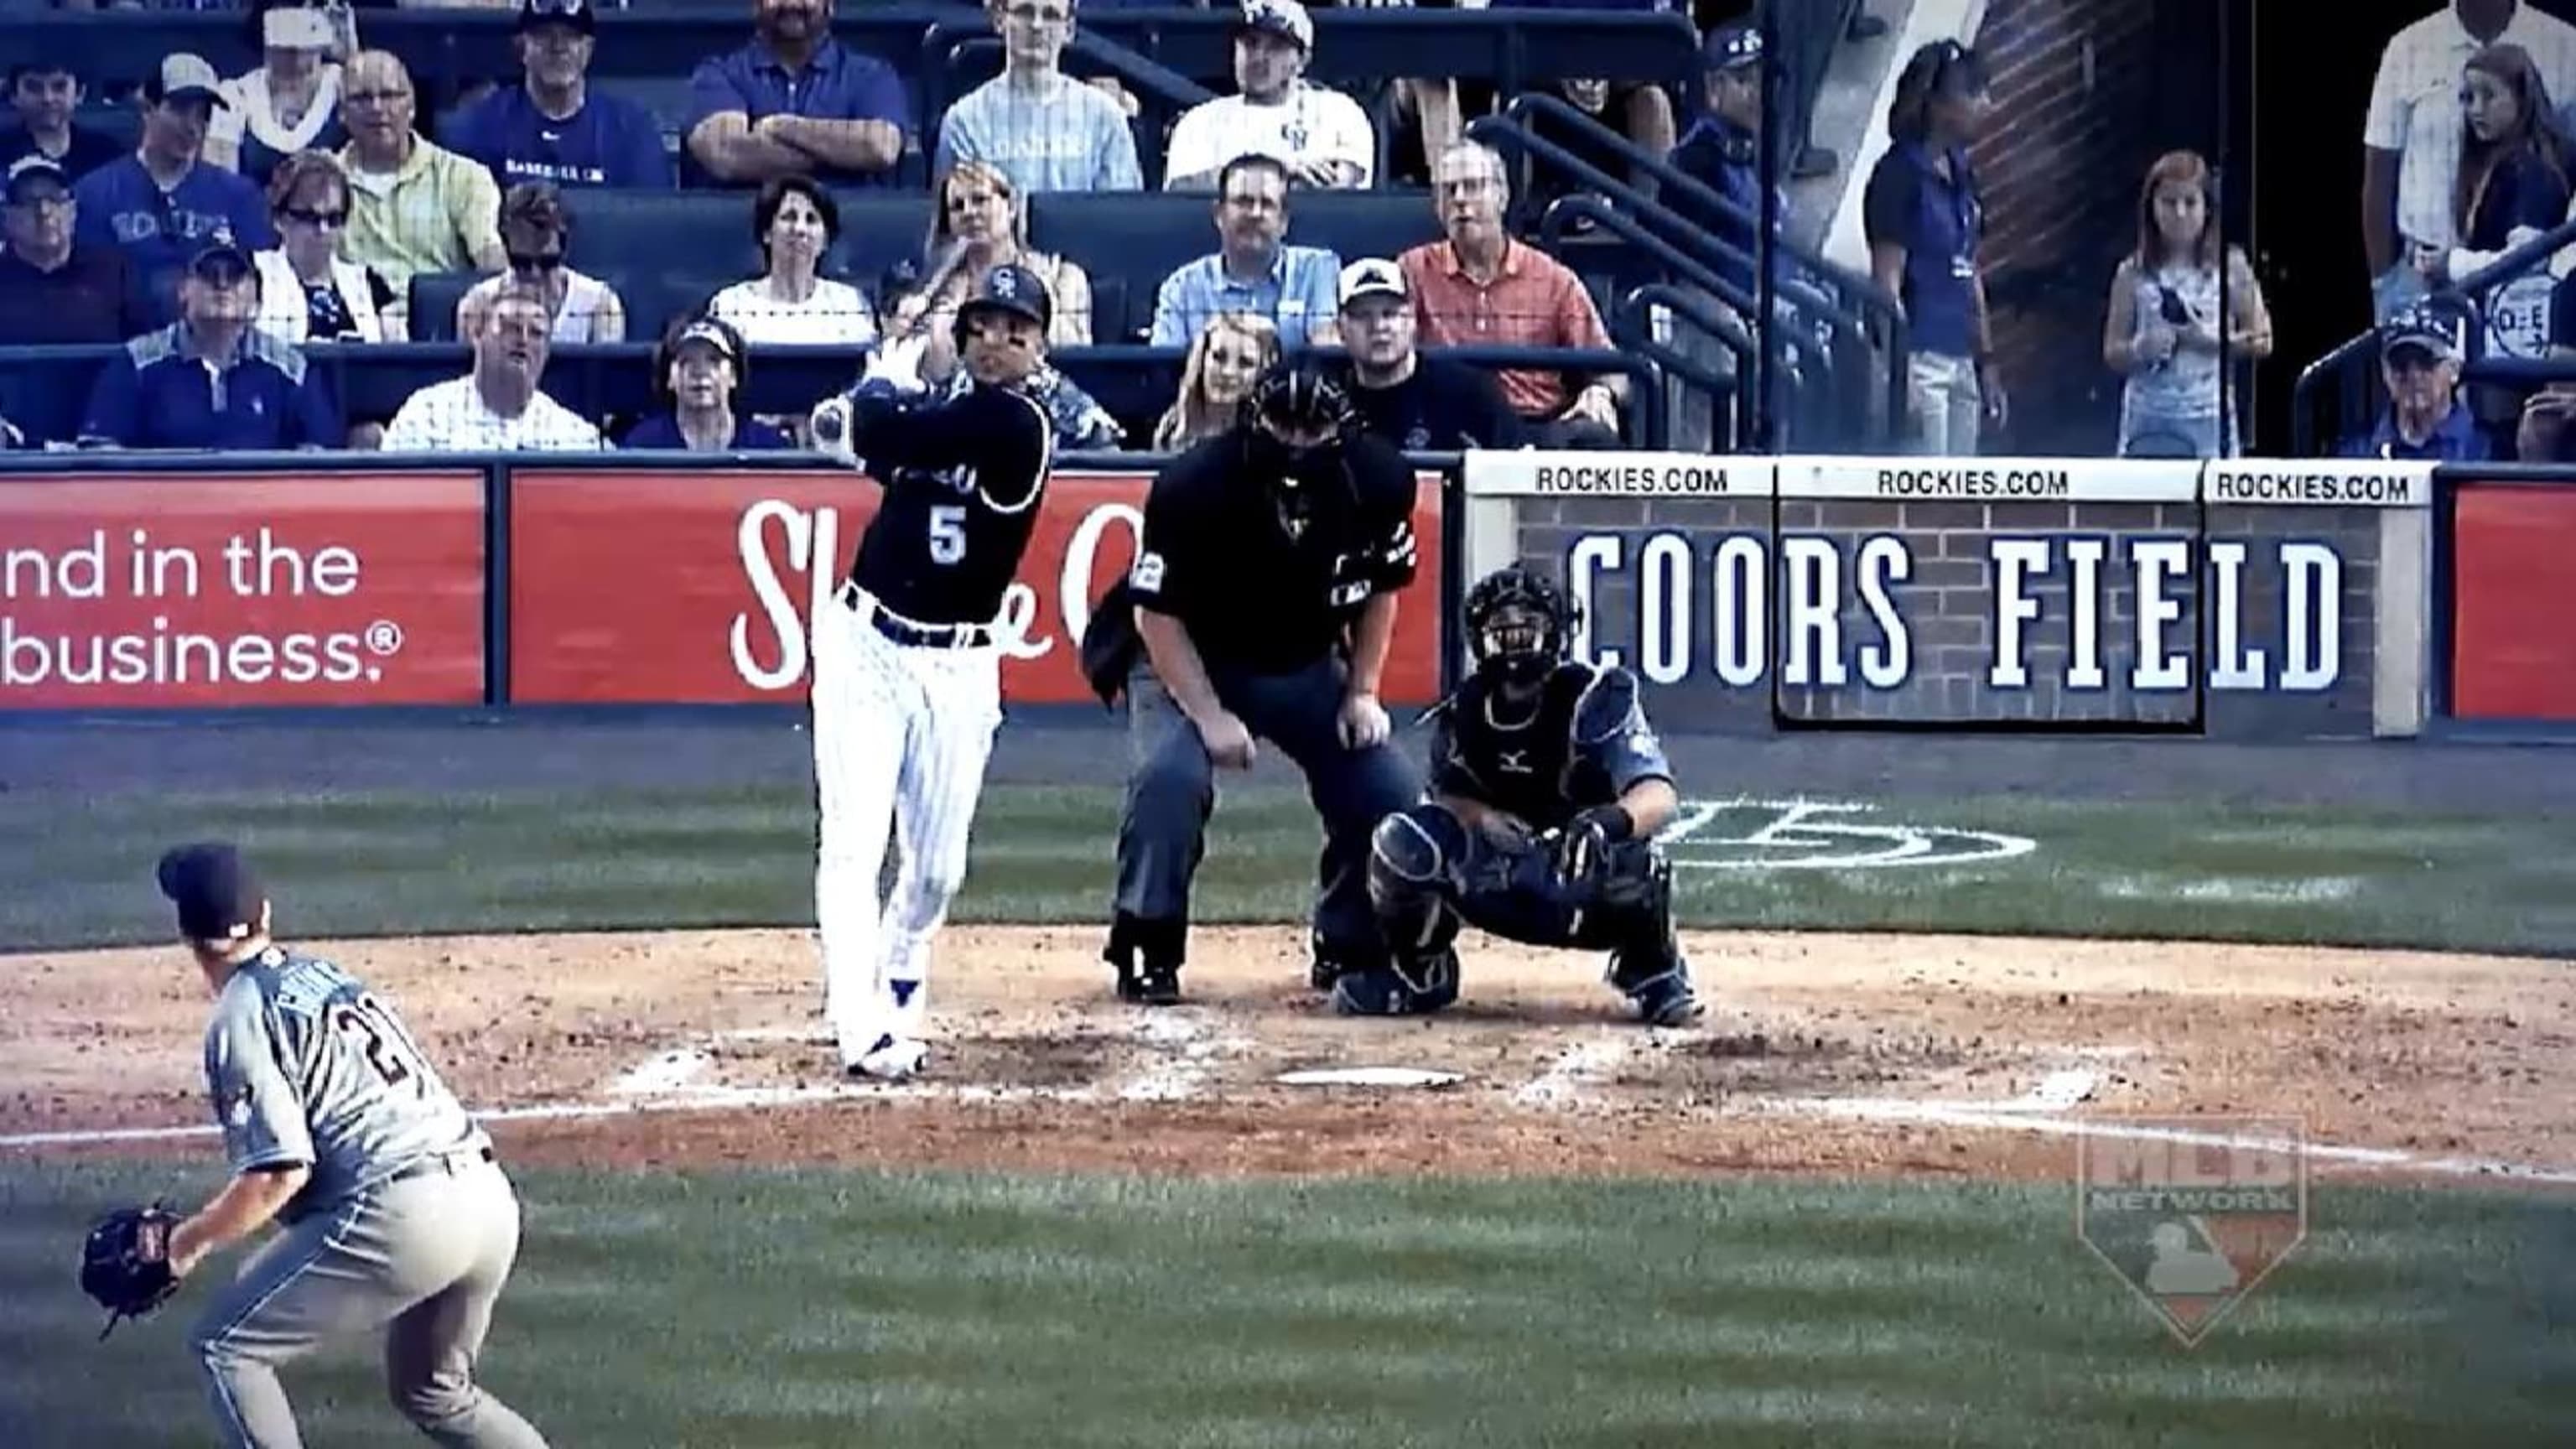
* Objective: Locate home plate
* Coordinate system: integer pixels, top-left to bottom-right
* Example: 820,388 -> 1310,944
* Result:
1275,1067 -> 1465,1089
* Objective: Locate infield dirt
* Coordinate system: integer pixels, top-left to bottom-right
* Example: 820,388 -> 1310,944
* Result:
6,927 -> 2570,1185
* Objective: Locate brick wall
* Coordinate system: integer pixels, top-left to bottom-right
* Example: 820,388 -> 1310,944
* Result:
1968,0 -> 2167,450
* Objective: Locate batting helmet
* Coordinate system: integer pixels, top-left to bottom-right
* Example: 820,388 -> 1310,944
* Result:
954,262 -> 1054,343
1462,564 -> 1581,684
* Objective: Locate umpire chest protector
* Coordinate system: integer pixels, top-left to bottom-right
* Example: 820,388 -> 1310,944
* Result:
1436,662 -> 1654,832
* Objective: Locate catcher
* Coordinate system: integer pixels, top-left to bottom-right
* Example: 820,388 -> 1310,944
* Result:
1332,564 -> 1706,1025
79,843 -> 548,1448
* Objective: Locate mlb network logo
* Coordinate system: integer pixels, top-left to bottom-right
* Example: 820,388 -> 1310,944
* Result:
2077,1119 -> 2308,1347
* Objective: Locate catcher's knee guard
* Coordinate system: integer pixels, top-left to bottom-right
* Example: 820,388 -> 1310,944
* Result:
1368,805 -> 1466,956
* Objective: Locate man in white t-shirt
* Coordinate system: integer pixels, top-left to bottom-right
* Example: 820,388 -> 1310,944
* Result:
2363,0 -> 2576,320
382,286 -> 603,450
1161,0 -> 1373,192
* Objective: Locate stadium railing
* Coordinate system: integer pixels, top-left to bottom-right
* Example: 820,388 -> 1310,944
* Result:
0,341 -> 1670,451
2292,213 -> 2576,457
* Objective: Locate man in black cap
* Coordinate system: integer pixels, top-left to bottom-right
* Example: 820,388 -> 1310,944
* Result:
797,262 -> 1064,1082
79,240 -> 343,449
0,154 -> 141,444
1097,355 -> 1425,1006
144,842 -> 551,1449
448,0 -> 674,190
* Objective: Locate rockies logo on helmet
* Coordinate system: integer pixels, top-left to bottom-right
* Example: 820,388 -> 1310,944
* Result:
954,262 -> 1054,344
1463,564 -> 1581,683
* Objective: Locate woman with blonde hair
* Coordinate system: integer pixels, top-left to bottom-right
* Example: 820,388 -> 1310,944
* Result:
2101,149 -> 2272,458
886,160 -> 1093,381
1152,311 -> 1280,451
207,1 -> 354,185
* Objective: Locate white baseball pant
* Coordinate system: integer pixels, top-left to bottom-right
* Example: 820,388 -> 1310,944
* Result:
809,584 -> 1004,1067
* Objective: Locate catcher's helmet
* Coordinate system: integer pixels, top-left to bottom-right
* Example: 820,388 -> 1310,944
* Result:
1463,564 -> 1581,684
955,262 -> 1053,341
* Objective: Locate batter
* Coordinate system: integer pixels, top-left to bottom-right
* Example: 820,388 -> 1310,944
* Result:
805,263 -> 1059,1079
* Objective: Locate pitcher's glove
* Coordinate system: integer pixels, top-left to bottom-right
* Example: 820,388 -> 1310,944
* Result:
1547,804 -> 1634,897
80,1204 -> 184,1338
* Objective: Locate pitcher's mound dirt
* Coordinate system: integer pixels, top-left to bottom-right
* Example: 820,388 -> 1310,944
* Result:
5,927 -> 2570,1186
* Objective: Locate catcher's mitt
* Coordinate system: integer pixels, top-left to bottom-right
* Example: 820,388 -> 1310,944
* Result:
80,1204 -> 183,1339
1547,805 -> 1633,897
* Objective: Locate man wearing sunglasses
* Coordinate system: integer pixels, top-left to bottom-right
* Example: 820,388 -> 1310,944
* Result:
0,154 -> 143,444
335,49 -> 505,323
449,0 -> 673,192
78,241 -> 344,451
71,53 -> 276,330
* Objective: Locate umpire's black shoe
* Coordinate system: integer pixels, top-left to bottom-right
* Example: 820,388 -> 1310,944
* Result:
1105,913 -> 1185,1005
1119,960 -> 1183,1006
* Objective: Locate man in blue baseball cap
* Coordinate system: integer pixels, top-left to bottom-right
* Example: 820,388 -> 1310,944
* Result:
1670,24 -> 1773,293
2346,302 -> 2490,460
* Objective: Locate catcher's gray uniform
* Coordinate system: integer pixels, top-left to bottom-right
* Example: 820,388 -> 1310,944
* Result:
191,940 -> 545,1449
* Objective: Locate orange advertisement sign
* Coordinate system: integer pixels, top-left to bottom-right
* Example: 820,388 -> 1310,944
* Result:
0,472 -> 487,709
506,469 -> 1446,705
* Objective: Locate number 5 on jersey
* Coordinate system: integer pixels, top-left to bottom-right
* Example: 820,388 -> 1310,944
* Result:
929,504 -> 968,566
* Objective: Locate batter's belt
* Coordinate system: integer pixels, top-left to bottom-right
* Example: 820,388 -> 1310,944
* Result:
839,579 -> 997,650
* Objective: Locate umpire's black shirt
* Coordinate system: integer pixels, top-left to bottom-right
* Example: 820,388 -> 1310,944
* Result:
1344,354 -> 1525,453
1128,426 -> 1420,674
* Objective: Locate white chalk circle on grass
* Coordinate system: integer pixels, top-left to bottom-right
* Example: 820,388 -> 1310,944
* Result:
1275,1067 -> 1466,1088
1661,799 -> 2037,871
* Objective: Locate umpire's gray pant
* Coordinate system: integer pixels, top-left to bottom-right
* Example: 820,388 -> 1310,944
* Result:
190,1152 -> 548,1449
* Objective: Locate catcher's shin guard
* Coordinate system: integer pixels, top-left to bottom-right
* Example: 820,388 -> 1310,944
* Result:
1105,911 -> 1185,1005
1603,852 -> 1702,1026
1364,803 -> 1463,943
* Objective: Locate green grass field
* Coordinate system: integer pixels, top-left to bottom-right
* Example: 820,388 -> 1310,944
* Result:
7,782 -> 2573,1446
6,784 -> 2576,957
3,1163 -> 2571,1449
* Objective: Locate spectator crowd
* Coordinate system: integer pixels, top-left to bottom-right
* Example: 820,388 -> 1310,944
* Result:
0,0 -> 1748,459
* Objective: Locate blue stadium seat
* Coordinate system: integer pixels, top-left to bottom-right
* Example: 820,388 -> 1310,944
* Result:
406,272 -> 481,345
1026,189 -> 1444,342
554,189 -> 933,318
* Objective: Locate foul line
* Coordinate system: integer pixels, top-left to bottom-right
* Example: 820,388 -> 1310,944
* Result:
1760,1095 -> 2576,1187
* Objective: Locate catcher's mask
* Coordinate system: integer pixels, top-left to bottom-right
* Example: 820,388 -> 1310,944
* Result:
1463,564 -> 1579,686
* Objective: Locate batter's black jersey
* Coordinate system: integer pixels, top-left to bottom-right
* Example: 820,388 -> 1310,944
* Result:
1126,428 -> 1419,673
1428,662 -> 1674,832
845,381 -> 1055,626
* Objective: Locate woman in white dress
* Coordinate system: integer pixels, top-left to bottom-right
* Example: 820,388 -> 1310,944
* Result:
706,176 -> 879,347
207,3 -> 353,188
456,181 -> 626,345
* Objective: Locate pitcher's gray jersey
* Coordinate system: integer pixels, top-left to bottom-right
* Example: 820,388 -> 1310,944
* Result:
203,946 -> 486,1214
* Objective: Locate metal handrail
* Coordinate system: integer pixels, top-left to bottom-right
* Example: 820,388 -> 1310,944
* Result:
1472,111 -> 1903,443
1499,90 -> 1890,320
2293,212 -> 2576,454
1616,284 -> 1755,452
1535,195 -> 1877,448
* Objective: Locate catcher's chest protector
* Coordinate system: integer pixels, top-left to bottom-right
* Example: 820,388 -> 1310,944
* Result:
1443,666 -> 1602,830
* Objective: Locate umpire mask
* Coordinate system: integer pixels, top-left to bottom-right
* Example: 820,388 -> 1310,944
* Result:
1242,358 -> 1354,508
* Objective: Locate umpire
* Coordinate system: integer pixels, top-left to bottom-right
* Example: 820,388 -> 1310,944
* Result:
1098,357 -> 1423,1005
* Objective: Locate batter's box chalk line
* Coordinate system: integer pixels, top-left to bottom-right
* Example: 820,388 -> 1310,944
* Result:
1513,1032 -> 1642,1109
1116,1009 -> 1254,1103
